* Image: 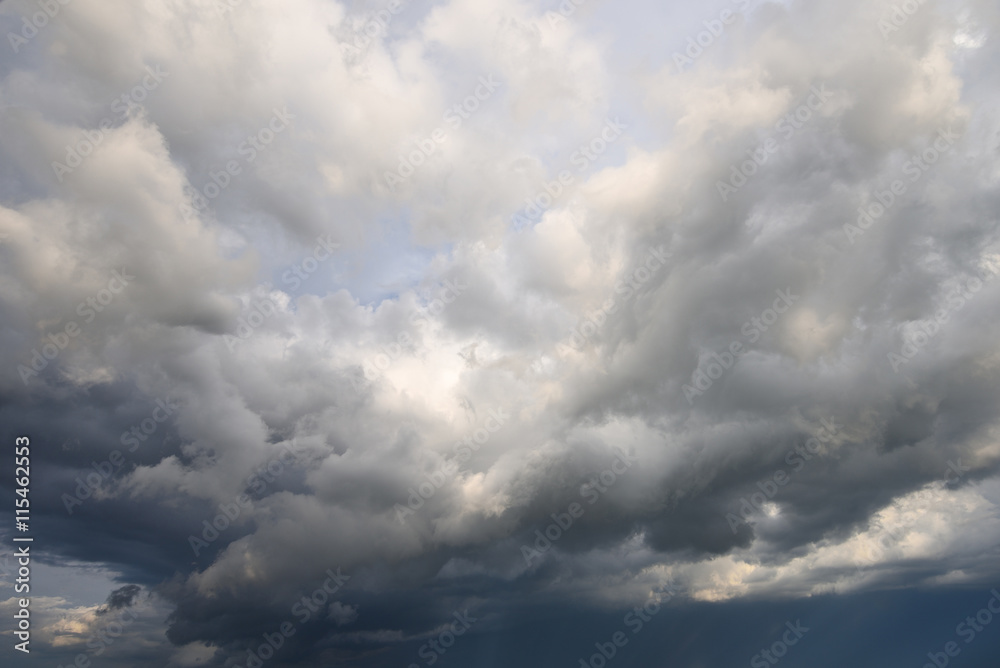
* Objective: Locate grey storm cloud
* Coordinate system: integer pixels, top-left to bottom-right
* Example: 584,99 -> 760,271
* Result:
98,584 -> 142,613
1,0 -> 1000,666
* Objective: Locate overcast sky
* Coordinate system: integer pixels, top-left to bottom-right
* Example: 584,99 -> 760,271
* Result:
2,0 -> 1000,666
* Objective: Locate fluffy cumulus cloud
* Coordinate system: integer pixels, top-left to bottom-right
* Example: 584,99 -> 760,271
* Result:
1,0 -> 1000,666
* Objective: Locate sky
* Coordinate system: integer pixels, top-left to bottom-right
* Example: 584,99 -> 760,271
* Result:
1,0 -> 1000,666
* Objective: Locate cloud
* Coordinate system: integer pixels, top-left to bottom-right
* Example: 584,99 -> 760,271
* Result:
98,584 -> 143,613
1,0 -> 1000,665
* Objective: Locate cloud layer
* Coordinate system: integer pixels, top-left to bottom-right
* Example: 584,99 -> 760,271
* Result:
2,0 -> 1000,665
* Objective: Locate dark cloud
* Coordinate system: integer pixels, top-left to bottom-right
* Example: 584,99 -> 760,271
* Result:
1,0 -> 999,666
99,584 -> 143,614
